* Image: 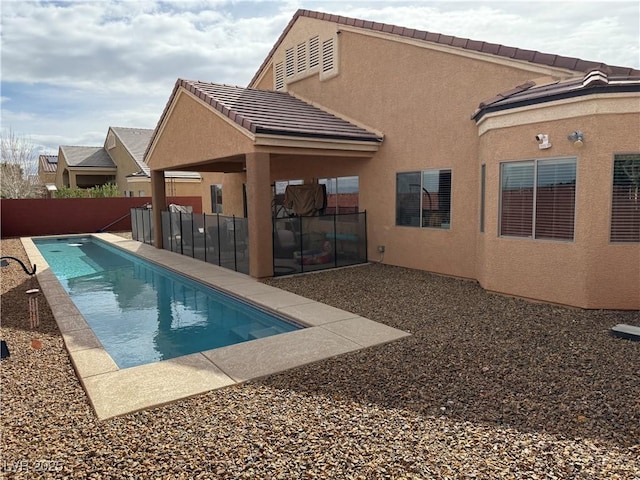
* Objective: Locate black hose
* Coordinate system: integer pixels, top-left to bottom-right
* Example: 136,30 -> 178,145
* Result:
0,256 -> 36,276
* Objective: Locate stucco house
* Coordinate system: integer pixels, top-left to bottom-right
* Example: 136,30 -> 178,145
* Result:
144,9 -> 640,310
55,126 -> 204,198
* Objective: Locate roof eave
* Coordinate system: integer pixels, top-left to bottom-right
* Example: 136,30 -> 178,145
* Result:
254,132 -> 382,152
472,83 -> 640,122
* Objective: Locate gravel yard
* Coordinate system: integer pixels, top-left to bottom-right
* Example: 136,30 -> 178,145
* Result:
1,236 -> 639,479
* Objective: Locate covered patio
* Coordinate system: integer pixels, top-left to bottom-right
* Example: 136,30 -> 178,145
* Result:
144,80 -> 383,278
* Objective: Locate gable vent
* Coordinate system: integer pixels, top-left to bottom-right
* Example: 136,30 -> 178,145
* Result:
285,47 -> 295,78
274,61 -> 284,90
322,38 -> 334,73
309,36 -> 320,69
296,42 -> 307,73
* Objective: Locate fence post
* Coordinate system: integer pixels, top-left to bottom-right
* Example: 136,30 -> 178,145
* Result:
333,212 -> 338,268
190,212 -> 195,258
139,209 -> 143,244
364,210 -> 368,262
299,216 -> 304,273
232,216 -> 238,272
203,213 -> 208,263
168,211 -> 173,252
216,214 -> 221,266
132,208 -> 138,241
179,211 -> 184,255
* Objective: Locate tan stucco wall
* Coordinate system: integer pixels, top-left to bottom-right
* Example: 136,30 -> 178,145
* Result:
266,18 -> 578,280
477,107 -> 640,309
146,90 -> 254,171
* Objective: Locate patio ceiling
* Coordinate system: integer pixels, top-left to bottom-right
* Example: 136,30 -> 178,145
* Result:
145,80 -> 383,173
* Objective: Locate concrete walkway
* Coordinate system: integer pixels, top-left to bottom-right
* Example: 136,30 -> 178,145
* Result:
22,233 -> 410,420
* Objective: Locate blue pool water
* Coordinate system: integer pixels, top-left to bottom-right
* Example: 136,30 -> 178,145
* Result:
34,236 -> 301,369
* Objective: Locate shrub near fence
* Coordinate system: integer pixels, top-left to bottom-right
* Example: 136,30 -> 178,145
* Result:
0,197 -> 202,238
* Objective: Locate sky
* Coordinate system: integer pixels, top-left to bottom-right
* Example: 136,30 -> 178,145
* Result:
1,0 -> 639,156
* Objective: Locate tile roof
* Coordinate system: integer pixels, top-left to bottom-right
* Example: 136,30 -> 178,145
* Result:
180,80 -> 382,141
146,80 -> 382,160
110,127 -> 154,170
250,9 -> 640,86
59,146 -> 116,168
39,154 -> 58,173
472,70 -> 640,120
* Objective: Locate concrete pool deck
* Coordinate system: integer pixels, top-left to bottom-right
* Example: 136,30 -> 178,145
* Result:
21,233 -> 410,420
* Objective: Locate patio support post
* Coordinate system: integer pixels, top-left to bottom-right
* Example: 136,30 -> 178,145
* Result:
246,152 -> 274,278
151,170 -> 167,250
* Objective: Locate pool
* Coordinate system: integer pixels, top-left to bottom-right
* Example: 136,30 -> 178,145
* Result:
34,236 -> 302,369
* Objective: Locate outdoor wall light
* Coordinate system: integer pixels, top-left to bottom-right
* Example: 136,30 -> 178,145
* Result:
568,131 -> 584,148
535,133 -> 551,150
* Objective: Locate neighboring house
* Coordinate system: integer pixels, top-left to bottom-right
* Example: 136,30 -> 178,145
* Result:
144,9 -> 640,309
56,146 -> 117,189
104,126 -> 204,198
38,154 -> 58,196
55,127 -> 209,200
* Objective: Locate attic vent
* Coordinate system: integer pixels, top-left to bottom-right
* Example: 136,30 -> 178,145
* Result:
322,38 -> 334,73
296,42 -> 307,73
285,47 -> 295,78
309,36 -> 320,69
106,132 -> 116,150
274,61 -> 284,90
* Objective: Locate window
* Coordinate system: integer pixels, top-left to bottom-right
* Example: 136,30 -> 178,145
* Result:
319,176 -> 359,214
396,169 -> 451,229
211,184 -> 223,214
611,153 -> 640,242
500,158 -> 576,240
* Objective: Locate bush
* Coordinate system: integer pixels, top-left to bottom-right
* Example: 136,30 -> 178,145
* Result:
56,183 -> 120,198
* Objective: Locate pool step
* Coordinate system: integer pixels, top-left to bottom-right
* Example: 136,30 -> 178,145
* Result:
231,323 -> 283,341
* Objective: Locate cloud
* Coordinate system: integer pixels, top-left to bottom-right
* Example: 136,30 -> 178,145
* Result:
1,0 -> 638,153
1,0 -> 290,91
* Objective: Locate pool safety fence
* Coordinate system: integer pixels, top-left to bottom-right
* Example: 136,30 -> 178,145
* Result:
272,211 -> 368,276
131,208 -> 368,277
130,208 -> 250,275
